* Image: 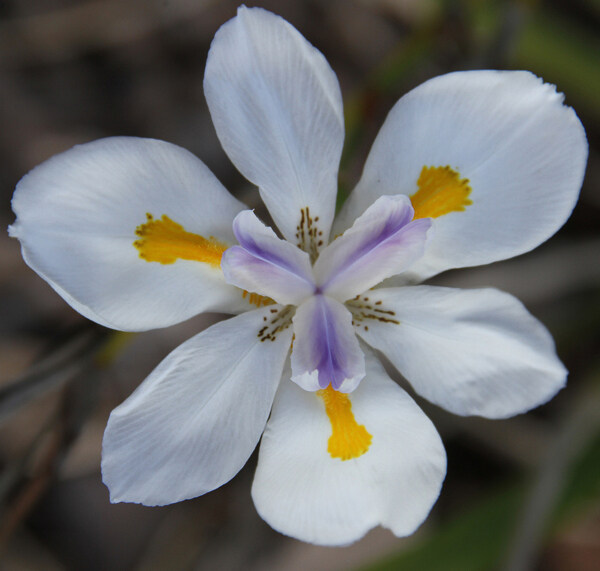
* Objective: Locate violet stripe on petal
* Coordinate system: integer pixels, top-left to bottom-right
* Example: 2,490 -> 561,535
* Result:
233,211 -> 313,279
291,295 -> 365,393
314,195 -> 431,301
313,296 -> 347,389
222,210 -> 315,305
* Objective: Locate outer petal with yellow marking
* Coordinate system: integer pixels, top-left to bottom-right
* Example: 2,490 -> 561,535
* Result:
204,6 -> 344,246
251,351 -> 446,546
358,286 -> 567,418
9,137 -> 247,331
102,307 -> 292,506
335,71 -> 587,281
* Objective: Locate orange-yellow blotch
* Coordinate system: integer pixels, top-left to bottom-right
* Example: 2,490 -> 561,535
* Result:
134,213 -> 227,267
410,165 -> 472,220
317,385 -> 372,461
242,290 -> 274,307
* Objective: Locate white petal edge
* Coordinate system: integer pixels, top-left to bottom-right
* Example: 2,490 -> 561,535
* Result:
102,308 -> 292,506
252,350 -> 446,545
221,210 -> 315,305
358,286 -> 567,418
336,71 -> 587,280
205,6 -> 344,244
9,137 -> 248,331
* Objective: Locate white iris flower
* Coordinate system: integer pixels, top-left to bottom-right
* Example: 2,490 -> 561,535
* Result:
9,7 -> 587,546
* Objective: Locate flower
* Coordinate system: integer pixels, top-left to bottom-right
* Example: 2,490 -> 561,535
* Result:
9,6 -> 587,546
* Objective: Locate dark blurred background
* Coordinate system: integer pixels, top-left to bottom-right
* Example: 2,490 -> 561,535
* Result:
0,1 -> 598,570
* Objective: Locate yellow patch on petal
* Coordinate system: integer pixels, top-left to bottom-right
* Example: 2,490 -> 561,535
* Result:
410,165 -> 472,220
242,290 -> 274,307
317,385 -> 372,461
134,213 -> 227,267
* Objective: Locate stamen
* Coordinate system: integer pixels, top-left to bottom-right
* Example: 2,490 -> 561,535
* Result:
295,206 -> 323,262
347,295 -> 400,330
257,305 -> 294,342
317,385 -> 372,461
134,213 -> 227,267
411,165 -> 472,219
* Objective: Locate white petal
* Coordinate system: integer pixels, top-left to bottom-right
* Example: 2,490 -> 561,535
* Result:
9,137 -> 247,331
314,195 -> 431,301
102,308 -> 292,506
358,286 -> 567,418
336,71 -> 587,280
221,210 -> 315,305
252,350 -> 446,545
291,295 -> 365,393
204,6 -> 344,244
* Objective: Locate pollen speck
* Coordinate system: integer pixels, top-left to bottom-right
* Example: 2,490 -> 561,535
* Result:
242,290 -> 274,307
318,385 -> 372,460
411,165 -> 472,219
134,213 -> 227,267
